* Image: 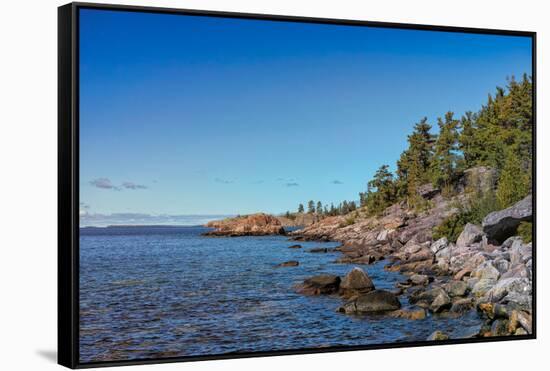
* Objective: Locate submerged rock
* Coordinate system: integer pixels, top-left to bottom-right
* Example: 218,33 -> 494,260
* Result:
277,261 -> 299,267
427,330 -> 449,341
288,244 -> 302,249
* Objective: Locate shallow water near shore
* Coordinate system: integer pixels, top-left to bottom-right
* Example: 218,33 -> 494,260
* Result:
79,226 -> 482,362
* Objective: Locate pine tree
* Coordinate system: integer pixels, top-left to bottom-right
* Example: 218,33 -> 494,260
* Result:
365,164 -> 396,215
297,203 -> 304,213
431,111 -> 460,192
307,200 -> 315,214
496,149 -> 530,208
316,201 -> 323,215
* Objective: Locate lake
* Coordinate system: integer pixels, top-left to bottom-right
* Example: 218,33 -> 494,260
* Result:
79,225 -> 482,362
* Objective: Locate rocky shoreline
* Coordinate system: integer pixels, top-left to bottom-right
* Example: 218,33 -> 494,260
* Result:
288,191 -> 533,340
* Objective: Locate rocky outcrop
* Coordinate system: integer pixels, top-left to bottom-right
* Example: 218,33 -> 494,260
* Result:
482,195 -> 532,243
277,213 -> 319,227
204,213 -> 285,236
277,261 -> 299,267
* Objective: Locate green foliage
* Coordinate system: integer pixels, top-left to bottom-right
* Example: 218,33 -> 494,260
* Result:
517,222 -> 532,243
433,190 -> 499,242
307,200 -> 315,214
339,214 -> 357,227
297,203 -> 304,213
496,149 -> 531,209
316,201 -> 323,214
365,165 -> 396,215
431,112 -> 460,192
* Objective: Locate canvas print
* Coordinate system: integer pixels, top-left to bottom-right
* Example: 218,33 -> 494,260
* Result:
78,8 -> 534,363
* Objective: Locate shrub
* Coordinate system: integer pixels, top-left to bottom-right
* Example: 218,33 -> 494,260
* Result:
517,221 -> 532,243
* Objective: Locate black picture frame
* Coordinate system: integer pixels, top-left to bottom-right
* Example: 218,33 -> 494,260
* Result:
58,2 -> 537,368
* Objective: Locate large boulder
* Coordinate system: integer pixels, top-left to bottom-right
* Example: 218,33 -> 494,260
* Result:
339,290 -> 401,313
340,267 -> 375,297
482,195 -> 532,243
456,223 -> 484,248
204,213 -> 285,236
297,274 -> 341,295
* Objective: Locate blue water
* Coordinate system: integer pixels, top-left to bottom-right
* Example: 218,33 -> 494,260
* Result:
79,226 -> 481,362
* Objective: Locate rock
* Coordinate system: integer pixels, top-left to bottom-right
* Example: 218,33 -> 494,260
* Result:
410,287 -> 446,305
204,213 -> 285,236
288,244 -> 302,249
456,223 -> 484,248
277,261 -> 299,267
471,261 -> 500,281
297,274 -> 341,295
483,277 -> 531,303
454,267 -> 472,281
515,328 -> 528,335
445,280 -> 469,297
463,166 -> 497,193
388,309 -> 426,320
410,274 -> 430,286
427,330 -> 449,341
493,258 -> 511,274
417,183 -> 439,199
340,290 -> 401,313
430,237 -> 448,254
430,291 -> 452,312
450,298 -> 473,313
340,267 -> 375,297
471,278 -> 497,297
510,239 -> 532,265
516,311 -> 532,333
308,247 -> 332,253
482,195 -> 532,243
491,319 -> 509,336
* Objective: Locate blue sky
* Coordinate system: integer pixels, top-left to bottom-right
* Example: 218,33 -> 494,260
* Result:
79,8 -> 532,223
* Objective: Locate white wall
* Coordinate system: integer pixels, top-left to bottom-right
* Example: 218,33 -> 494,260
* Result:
0,0 -> 546,370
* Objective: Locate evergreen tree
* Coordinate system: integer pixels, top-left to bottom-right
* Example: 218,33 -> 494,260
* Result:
297,203 -> 304,213
307,200 -> 315,214
431,111 -> 460,192
365,164 -> 396,215
316,201 -> 323,214
496,149 -> 531,208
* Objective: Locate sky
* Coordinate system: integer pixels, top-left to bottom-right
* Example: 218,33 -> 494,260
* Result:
79,8 -> 532,225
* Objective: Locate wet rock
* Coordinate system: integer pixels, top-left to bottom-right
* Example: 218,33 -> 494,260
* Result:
456,223 -> 484,248
450,298 -> 474,313
297,274 -> 341,295
388,308 -> 426,320
445,280 -> 469,297
340,290 -> 401,313
340,267 -> 375,297
308,247 -> 333,253
288,244 -> 302,249
490,319 -> 509,336
482,195 -> 532,243
410,274 -> 430,286
410,287 -> 446,306
277,261 -> 299,267
427,330 -> 449,341
430,291 -> 452,312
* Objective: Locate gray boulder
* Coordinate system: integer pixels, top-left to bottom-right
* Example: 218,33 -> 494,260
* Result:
298,274 -> 341,295
427,330 -> 449,341
471,261 -> 500,281
456,223 -> 484,248
340,290 -> 401,313
445,280 -> 469,297
483,277 -> 531,303
482,195 -> 532,243
430,237 -> 449,254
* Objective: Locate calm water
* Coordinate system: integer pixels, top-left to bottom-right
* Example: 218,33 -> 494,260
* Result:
79,226 -> 482,362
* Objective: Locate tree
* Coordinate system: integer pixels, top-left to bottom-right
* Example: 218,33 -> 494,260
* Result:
316,201 -> 323,215
297,203 -> 304,213
307,200 -> 315,214
365,164 -> 396,215
431,111 -> 460,192
396,117 -> 434,208
496,149 -> 531,208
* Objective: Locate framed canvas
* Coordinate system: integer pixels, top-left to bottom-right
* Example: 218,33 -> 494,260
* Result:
58,2 -> 536,368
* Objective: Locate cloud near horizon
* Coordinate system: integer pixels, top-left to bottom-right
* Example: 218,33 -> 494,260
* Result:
214,177 -> 234,184
285,182 -> 299,187
331,180 -> 344,184
90,178 -> 148,191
